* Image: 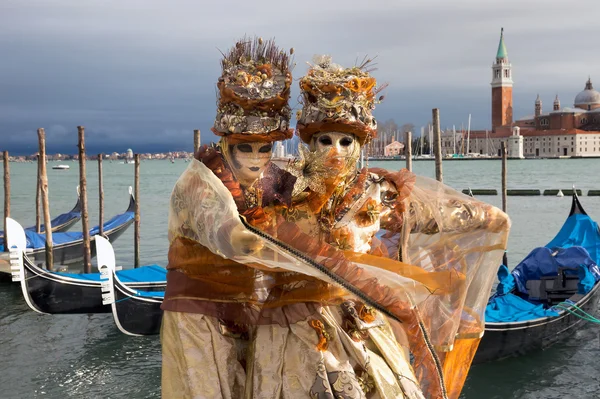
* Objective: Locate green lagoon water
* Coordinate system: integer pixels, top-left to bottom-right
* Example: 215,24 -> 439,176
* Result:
1,158 -> 600,398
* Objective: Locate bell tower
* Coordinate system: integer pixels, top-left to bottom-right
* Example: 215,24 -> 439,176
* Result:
535,94 -> 542,116
491,28 -> 513,131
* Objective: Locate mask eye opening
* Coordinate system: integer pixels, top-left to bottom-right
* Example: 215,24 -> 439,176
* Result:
259,144 -> 272,153
236,144 -> 253,153
318,135 -> 333,146
340,137 -> 354,147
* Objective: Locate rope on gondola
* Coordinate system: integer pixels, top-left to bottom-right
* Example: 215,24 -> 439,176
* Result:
554,302 -> 600,324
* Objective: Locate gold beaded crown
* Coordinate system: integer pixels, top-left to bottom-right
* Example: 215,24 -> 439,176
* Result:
296,55 -> 385,145
212,36 -> 294,143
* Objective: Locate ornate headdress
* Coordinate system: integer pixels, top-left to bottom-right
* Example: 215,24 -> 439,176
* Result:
296,55 -> 385,145
212,36 -> 294,143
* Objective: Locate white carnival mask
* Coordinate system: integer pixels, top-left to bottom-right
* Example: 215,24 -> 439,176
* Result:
311,131 -> 357,159
231,142 -> 273,185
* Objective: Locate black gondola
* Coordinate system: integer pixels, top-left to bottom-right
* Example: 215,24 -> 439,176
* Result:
96,236 -> 164,336
5,219 -> 167,315
474,192 -> 600,363
12,188 -> 135,266
0,186 -> 82,241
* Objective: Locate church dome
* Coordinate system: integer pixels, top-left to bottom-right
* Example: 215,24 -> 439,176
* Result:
574,78 -> 600,107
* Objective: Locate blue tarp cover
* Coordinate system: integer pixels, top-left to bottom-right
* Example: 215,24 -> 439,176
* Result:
32,209 -> 81,233
511,246 -> 600,297
133,290 -> 165,298
19,212 -> 134,250
578,263 -> 596,294
495,265 -> 515,295
546,213 -> 600,265
54,264 -> 166,283
0,208 -> 81,242
486,293 -> 560,322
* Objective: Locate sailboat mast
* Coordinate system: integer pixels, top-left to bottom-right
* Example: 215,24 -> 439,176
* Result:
429,125 -> 433,156
453,125 -> 456,155
467,114 -> 471,154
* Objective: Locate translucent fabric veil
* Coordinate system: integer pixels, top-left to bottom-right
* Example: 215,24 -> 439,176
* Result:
377,173 -> 510,398
168,160 -> 510,399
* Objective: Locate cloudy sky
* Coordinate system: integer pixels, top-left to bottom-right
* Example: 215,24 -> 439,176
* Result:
2,0 -> 600,155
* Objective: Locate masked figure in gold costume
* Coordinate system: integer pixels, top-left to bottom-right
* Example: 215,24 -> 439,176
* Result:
280,56 -> 512,398
161,37 -> 298,398
161,42 -> 510,399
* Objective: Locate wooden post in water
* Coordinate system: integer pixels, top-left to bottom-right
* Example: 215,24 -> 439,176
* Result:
98,154 -> 104,237
78,126 -> 92,273
3,151 -> 10,252
405,131 -> 412,172
501,141 -> 508,266
193,129 -> 201,154
432,108 -> 443,182
36,156 -> 41,233
134,154 -> 140,268
37,129 -> 53,269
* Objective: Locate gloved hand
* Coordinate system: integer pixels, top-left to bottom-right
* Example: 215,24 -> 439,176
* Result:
230,224 -> 264,256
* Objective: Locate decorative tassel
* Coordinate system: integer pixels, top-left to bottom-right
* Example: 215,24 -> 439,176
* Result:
310,319 -> 330,351
358,304 -> 376,324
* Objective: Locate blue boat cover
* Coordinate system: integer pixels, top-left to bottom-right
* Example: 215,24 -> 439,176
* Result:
16,211 -> 134,250
32,209 -> 81,233
0,208 -> 81,242
486,293 -> 559,322
495,264 -> 515,295
578,263 -> 596,294
510,246 -> 600,297
53,264 -> 166,282
546,213 -> 600,264
132,290 -> 165,298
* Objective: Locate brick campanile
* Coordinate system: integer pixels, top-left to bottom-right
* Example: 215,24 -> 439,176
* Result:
491,28 -> 513,131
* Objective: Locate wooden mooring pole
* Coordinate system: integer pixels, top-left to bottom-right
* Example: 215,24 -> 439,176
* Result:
98,154 -> 104,237
37,129 -> 53,269
3,151 -> 10,252
501,141 -> 508,266
193,129 -> 201,154
78,126 -> 91,273
432,108 -> 443,183
134,154 -> 140,268
405,131 -> 412,172
36,156 -> 41,233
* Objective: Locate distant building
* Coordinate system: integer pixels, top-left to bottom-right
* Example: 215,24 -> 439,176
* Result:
468,29 -> 600,157
274,141 -> 285,158
384,139 -> 404,156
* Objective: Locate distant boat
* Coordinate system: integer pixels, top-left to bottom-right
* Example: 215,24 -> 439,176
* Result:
121,159 -> 135,164
52,165 -> 70,170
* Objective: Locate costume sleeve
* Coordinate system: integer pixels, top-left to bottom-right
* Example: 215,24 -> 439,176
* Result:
168,160 -> 243,259
380,174 -> 510,398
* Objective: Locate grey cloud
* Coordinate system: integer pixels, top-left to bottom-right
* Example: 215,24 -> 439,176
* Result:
2,0 -> 600,154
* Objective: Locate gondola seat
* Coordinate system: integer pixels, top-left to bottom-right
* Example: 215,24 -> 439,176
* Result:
526,267 -> 580,305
